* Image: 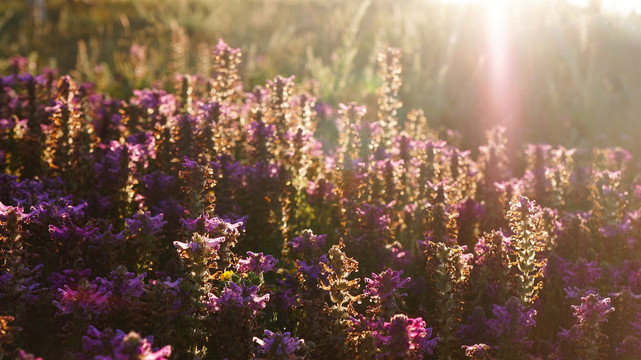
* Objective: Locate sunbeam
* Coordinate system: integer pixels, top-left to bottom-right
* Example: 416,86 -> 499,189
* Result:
481,0 -> 522,130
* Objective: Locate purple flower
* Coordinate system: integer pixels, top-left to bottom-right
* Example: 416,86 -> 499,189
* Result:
288,230 -> 326,260
125,212 -> 167,237
49,268 -> 93,291
306,179 -> 335,203
364,268 -> 411,316
92,140 -> 128,189
127,132 -> 155,167
253,330 -> 304,359
355,203 -> 392,230
617,335 -> 641,358
610,260 -> 641,293
0,263 -> 43,305
386,241 -> 414,269
486,297 -> 537,341
237,251 -> 279,274
296,254 -> 328,283
374,314 -> 438,359
130,89 -> 176,122
153,199 -> 186,219
181,156 -> 198,170
140,172 -> 176,195
48,223 -> 99,241
180,212 -> 243,237
174,235 -> 224,254
473,230 -> 510,267
555,293 -> 615,358
283,126 -> 323,158
161,277 -> 183,292
607,147 -> 633,164
571,293 -> 614,325
77,326 -> 172,360
105,267 -> 147,299
246,120 -> 277,160
206,282 -> 270,315
52,279 -> 111,317
314,102 -> 332,118
274,271 -> 299,309
458,198 -> 484,221
559,258 -> 602,292
213,38 -> 241,57
30,198 -> 87,225
0,202 -> 32,222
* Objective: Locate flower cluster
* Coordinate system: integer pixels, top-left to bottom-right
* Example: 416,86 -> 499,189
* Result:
2,42 -> 641,359
77,326 -> 172,360
253,330 -> 305,360
206,282 -> 270,315
373,314 -> 438,359
554,293 -> 615,359
364,268 -> 411,317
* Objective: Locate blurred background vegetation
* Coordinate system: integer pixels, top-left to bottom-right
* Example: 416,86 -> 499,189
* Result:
2,0 -> 641,154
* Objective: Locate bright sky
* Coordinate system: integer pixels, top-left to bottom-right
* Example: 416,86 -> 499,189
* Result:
568,0 -> 641,13
440,0 -> 641,14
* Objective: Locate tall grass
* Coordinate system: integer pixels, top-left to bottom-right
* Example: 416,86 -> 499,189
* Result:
2,0 -> 641,153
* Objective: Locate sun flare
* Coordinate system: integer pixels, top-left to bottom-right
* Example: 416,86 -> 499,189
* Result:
477,0 -> 522,129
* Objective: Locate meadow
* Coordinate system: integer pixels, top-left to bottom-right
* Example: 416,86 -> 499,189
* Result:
1,0 -> 641,359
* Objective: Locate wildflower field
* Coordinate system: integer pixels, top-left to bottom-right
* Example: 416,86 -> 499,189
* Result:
2,0 -> 641,359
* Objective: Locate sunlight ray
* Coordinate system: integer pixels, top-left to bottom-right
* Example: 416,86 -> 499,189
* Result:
482,0 -> 521,128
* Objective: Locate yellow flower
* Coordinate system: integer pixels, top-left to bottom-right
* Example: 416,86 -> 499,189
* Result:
221,270 -> 234,281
